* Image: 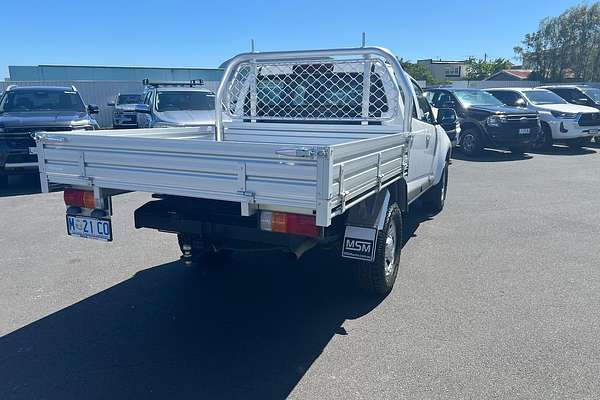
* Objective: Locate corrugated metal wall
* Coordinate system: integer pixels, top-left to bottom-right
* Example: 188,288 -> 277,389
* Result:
0,80 -> 221,128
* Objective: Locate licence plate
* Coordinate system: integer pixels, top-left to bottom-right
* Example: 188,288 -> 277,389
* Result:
66,215 -> 112,241
519,128 -> 530,135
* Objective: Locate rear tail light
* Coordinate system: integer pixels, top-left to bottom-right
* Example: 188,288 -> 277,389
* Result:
260,211 -> 319,237
64,188 -> 96,208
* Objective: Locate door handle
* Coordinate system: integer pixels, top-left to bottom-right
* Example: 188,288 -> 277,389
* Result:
426,134 -> 431,148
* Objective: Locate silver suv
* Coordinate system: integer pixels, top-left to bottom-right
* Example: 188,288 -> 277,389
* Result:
135,80 -> 216,132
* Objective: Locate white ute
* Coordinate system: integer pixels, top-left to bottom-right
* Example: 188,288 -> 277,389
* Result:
487,88 -> 600,149
34,47 -> 453,295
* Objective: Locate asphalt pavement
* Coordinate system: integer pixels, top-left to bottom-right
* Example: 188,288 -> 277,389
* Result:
1,144 -> 599,399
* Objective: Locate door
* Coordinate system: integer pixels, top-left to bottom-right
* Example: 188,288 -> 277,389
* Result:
407,82 -> 437,185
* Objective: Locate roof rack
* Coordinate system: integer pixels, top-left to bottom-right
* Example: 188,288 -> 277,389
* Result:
142,79 -> 204,88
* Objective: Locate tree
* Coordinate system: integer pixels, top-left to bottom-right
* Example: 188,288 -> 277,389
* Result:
398,58 -> 443,85
465,57 -> 512,81
514,2 -> 600,82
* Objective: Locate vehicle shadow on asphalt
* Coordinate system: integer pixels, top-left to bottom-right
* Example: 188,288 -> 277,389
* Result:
451,148 -> 533,163
528,145 -> 597,156
0,248 -> 388,399
0,175 -> 42,198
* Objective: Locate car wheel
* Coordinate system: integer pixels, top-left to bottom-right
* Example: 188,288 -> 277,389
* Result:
532,125 -> 553,150
423,161 -> 448,215
460,129 -> 482,156
353,203 -> 402,296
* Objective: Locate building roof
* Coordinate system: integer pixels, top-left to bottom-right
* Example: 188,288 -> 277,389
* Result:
417,59 -> 466,65
486,69 -> 533,81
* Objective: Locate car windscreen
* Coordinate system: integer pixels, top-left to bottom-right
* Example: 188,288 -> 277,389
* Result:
523,90 -> 567,105
117,94 -> 142,105
0,89 -> 86,113
452,90 -> 503,107
156,91 -> 215,111
581,87 -> 600,103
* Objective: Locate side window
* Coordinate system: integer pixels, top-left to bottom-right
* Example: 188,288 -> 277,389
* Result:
489,91 -> 518,106
553,88 -> 573,101
412,82 -> 435,124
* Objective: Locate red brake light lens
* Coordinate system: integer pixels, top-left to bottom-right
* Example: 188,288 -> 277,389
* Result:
64,189 -> 95,208
260,211 -> 319,237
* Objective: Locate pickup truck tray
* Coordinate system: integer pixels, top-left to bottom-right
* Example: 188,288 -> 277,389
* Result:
36,122 -> 408,227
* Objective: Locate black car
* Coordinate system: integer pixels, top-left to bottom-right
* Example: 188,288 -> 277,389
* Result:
0,85 -> 99,187
539,85 -> 600,110
424,88 -> 540,156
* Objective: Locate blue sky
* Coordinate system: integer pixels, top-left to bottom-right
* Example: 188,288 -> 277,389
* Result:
0,0 -> 585,79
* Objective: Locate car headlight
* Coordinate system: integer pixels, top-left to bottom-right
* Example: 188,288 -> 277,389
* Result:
154,122 -> 181,128
486,115 -> 506,127
550,111 -> 577,119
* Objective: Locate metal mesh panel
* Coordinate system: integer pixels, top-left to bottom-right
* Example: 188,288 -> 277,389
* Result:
224,58 -> 398,122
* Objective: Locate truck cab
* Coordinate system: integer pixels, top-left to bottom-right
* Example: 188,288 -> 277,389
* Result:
0,85 -> 99,187
135,80 -> 216,132
424,88 -> 540,156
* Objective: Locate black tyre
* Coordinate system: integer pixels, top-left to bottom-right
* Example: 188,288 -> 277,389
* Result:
353,203 -> 402,296
460,128 -> 482,156
532,124 -> 553,150
423,161 -> 448,215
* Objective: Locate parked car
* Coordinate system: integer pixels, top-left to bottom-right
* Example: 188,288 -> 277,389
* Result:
486,88 -> 600,149
135,80 -> 216,131
538,85 -> 600,110
0,85 -> 99,187
423,88 -> 540,156
34,47 -> 453,295
107,93 -> 142,128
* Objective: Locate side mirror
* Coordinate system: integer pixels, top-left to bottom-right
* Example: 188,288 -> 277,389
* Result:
514,98 -> 527,107
87,105 -> 100,114
134,104 -> 151,114
107,101 -> 115,107
437,108 -> 457,125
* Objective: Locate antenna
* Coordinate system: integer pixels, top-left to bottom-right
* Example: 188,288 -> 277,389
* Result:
251,39 -> 255,53
361,32 -> 366,47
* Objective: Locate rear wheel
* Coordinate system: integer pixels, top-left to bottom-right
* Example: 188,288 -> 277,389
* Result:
423,161 -> 448,215
353,203 -> 402,296
460,129 -> 482,156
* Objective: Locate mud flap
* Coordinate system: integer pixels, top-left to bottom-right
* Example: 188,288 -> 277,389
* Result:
342,226 -> 378,262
